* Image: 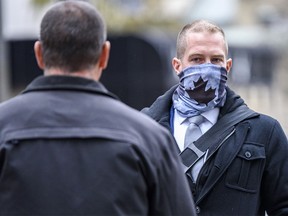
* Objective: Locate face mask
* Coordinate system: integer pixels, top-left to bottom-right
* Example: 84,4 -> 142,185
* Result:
173,63 -> 228,117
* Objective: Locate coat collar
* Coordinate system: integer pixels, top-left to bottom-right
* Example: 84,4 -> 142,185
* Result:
141,85 -> 177,130
22,75 -> 119,100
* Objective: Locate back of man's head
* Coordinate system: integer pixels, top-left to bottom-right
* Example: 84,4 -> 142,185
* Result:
40,1 -> 106,72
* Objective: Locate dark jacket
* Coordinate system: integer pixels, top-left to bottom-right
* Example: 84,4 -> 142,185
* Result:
142,85 -> 288,216
0,76 -> 197,216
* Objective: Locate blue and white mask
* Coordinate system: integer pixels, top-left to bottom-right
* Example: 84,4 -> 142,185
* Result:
173,63 -> 228,117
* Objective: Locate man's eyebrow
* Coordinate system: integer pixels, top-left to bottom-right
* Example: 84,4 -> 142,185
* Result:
211,54 -> 225,58
188,53 -> 203,58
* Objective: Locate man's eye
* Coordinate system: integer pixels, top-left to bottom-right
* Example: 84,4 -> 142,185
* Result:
212,58 -> 223,63
191,58 -> 201,63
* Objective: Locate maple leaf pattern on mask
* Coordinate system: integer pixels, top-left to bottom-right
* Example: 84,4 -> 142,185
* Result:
186,76 -> 216,105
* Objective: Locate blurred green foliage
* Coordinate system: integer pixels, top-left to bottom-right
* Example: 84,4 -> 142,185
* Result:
30,0 -> 180,33
31,0 -> 51,7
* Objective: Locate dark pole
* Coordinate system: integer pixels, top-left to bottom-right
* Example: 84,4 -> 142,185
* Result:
0,0 -> 10,102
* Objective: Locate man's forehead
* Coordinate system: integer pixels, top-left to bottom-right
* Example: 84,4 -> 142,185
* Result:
185,31 -> 227,54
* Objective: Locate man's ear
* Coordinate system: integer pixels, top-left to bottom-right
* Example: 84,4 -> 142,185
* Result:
172,57 -> 182,75
226,58 -> 232,73
98,41 -> 111,70
34,41 -> 45,70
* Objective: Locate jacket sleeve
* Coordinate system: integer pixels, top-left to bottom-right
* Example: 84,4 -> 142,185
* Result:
263,120 -> 288,215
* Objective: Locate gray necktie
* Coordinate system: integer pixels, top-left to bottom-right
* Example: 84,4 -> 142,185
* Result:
184,115 -> 205,181
184,115 -> 205,148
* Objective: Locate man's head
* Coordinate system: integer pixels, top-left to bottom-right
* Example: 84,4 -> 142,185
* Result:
34,0 -> 110,80
172,20 -> 232,75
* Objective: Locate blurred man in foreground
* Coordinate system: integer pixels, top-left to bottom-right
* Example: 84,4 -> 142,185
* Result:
0,1 -> 197,215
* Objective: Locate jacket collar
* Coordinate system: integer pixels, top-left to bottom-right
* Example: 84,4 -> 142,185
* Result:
219,87 -> 246,118
141,85 -> 177,130
22,75 -> 119,100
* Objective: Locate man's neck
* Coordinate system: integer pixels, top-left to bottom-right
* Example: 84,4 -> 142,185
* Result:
44,67 -> 101,81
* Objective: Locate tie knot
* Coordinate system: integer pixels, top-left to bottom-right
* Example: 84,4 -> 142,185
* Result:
188,115 -> 205,126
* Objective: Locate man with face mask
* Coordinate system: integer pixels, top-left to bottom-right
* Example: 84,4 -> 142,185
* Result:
141,20 -> 288,215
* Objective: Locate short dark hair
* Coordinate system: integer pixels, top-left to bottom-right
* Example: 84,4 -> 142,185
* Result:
40,1 -> 106,72
176,20 -> 228,59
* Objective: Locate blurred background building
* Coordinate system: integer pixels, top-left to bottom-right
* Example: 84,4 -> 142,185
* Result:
1,0 -> 288,134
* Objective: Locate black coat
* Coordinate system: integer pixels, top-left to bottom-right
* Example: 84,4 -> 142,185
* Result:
142,85 -> 288,216
0,76 -> 197,216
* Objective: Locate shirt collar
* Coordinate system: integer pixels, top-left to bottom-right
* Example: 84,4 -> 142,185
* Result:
201,108 -> 219,125
175,108 -> 220,125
